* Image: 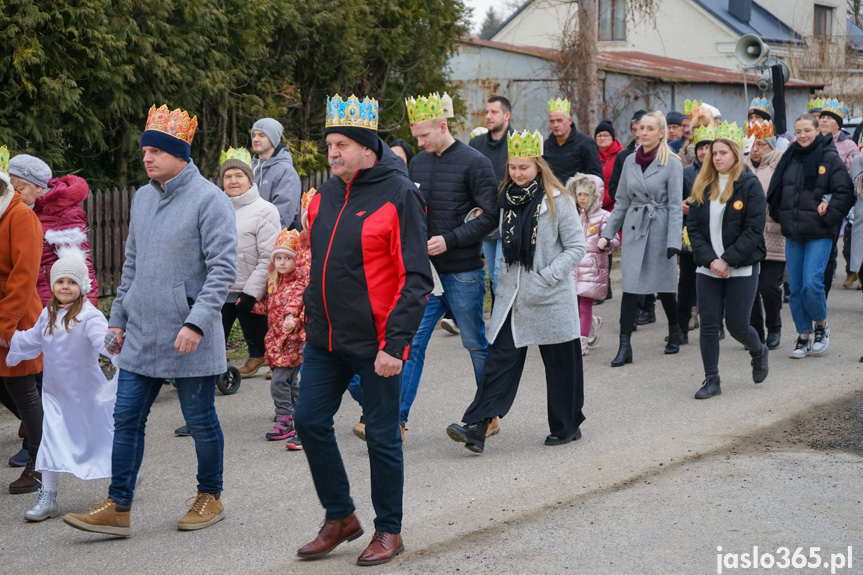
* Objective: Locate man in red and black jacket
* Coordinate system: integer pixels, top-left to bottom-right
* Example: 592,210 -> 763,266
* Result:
294,95 -> 432,568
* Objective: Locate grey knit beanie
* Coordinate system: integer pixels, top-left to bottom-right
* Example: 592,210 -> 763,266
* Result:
251,118 -> 284,149
9,154 -> 52,189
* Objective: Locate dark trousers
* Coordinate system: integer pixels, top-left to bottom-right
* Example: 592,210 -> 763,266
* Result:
462,313 -> 585,438
824,234 -> 839,299
637,293 -> 655,313
696,270 -> 762,377
294,345 -> 404,534
677,253 -> 697,333
621,292 -> 678,333
750,260 -> 785,341
221,301 -> 268,358
1,375 -> 43,462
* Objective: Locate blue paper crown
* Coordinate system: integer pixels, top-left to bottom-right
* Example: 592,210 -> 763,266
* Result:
821,98 -> 847,120
749,97 -> 771,116
325,94 -> 378,131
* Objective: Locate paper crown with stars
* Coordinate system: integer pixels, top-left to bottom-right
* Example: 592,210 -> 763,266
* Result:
748,97 -> 772,118
692,124 -> 716,145
548,98 -> 571,115
507,130 -> 543,158
714,121 -> 744,148
325,94 -> 378,130
682,99 -> 702,117
821,98 -> 848,120
807,97 -> 825,112
745,120 -> 775,140
405,93 -> 445,124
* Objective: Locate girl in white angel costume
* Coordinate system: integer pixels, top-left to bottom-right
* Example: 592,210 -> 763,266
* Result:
3,236 -> 114,522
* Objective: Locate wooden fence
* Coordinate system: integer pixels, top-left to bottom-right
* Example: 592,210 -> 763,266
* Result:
85,168 -> 331,297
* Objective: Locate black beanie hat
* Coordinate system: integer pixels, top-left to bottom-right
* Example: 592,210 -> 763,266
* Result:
820,110 -> 844,128
324,126 -> 382,157
666,111 -> 684,126
631,109 -> 648,123
750,108 -> 772,121
594,120 -> 616,140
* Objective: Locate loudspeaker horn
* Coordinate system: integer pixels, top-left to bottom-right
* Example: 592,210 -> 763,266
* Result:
735,34 -> 769,66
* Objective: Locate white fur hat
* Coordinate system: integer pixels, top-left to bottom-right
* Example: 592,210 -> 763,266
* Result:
45,228 -> 92,295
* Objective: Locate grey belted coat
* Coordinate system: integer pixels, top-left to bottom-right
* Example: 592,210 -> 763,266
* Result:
602,151 -> 683,294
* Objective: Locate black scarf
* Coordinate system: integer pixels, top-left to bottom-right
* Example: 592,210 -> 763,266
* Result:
766,134 -> 824,217
501,178 -> 544,269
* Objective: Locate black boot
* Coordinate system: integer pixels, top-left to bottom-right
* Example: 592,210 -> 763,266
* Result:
446,419 -> 491,453
611,333 -> 633,367
664,326 -> 682,354
751,344 -> 769,383
694,375 -> 721,399
765,330 -> 781,350
636,309 -> 656,325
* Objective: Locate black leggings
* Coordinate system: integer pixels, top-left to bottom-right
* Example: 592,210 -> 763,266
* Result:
697,271 -> 762,376
221,301 -> 268,358
750,260 -> 785,341
677,253 -> 697,333
1,375 -> 42,462
620,292 -> 678,334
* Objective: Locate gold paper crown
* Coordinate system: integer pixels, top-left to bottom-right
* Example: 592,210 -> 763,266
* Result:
692,124 -> 716,145
821,98 -> 847,119
144,105 -> 198,144
507,130 -> 543,158
807,97 -> 825,112
405,93 -> 444,124
0,146 -> 8,173
714,121 -> 744,148
274,227 -> 300,254
548,98 -> 571,115
302,188 -> 317,212
219,147 -> 252,169
749,97 -> 771,116
682,99 -> 702,116
745,120 -> 775,140
325,94 -> 378,130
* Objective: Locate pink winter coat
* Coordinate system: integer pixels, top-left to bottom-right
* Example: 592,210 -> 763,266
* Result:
33,175 -> 99,306
568,174 -> 620,299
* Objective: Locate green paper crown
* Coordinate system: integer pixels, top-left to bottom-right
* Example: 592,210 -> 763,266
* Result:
807,97 -> 825,112
714,121 -> 744,148
0,146 -> 8,173
326,94 -> 378,130
406,93 -> 444,124
219,147 -> 252,168
548,98 -> 571,115
683,99 -> 702,116
692,124 -> 716,145
507,130 -> 543,159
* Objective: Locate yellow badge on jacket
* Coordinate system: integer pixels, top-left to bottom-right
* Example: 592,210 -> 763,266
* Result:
588,225 -> 597,234
733,200 -> 744,211
819,165 -> 826,175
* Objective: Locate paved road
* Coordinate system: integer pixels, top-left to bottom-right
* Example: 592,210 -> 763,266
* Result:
1,274 -> 862,575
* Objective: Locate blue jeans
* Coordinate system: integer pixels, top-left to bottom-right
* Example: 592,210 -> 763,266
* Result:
295,345 -> 403,533
482,237 -> 503,295
108,370 -> 223,507
785,237 -> 832,334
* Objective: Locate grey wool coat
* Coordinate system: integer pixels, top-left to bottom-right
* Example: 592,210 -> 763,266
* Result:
109,161 -> 238,378
602,151 -> 683,294
489,189 -> 586,347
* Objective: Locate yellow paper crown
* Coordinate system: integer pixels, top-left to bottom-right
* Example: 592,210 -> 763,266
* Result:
0,146 -> 8,173
682,99 -> 702,116
745,120 -> 775,140
548,98 -> 571,115
302,188 -> 317,212
405,93 -> 444,124
821,98 -> 847,120
144,105 -> 198,144
807,97 -> 825,112
219,147 -> 252,169
507,130 -> 543,158
714,121 -> 744,148
325,94 -> 378,130
692,124 -> 716,145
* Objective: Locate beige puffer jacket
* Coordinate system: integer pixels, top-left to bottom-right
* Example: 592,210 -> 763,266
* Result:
744,149 -> 784,262
229,184 -> 281,299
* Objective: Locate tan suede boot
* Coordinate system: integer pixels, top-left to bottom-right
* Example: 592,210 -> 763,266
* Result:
63,499 -> 131,537
177,492 -> 224,531
237,357 -> 266,378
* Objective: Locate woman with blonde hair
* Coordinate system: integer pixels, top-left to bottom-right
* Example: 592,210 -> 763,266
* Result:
447,130 -> 586,453
678,109 -> 714,167
687,123 -> 767,399
599,111 -> 683,366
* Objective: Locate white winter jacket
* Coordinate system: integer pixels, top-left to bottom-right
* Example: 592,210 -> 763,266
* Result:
229,184 -> 281,299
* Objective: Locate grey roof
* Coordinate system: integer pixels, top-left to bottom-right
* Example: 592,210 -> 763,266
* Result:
848,18 -> 863,51
691,0 -> 803,45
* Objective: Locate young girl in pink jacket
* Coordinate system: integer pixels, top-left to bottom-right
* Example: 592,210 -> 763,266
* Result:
569,174 -> 620,355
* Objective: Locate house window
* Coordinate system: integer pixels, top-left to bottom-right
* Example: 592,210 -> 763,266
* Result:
814,4 -> 833,39
599,0 -> 626,41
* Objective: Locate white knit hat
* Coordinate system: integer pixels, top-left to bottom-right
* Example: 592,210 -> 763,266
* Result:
45,228 -> 92,295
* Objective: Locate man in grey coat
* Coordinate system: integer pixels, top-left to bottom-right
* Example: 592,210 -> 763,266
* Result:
251,118 -> 302,228
63,105 -> 237,537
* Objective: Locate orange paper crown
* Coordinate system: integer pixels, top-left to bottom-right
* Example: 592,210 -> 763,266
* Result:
144,105 -> 198,144
273,228 -> 300,256
302,188 -> 317,212
745,120 -> 775,140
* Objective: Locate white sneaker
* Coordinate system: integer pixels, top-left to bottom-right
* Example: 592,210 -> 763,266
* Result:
811,323 -> 829,355
581,336 -> 589,356
440,318 -> 459,335
588,316 -> 602,346
25,487 -> 60,522
789,336 -> 812,359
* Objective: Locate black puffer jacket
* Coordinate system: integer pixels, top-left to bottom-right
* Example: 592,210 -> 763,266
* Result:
409,139 -> 497,273
542,123 -> 603,183
607,147 -> 633,201
767,137 -> 854,240
687,170 -> 767,268
682,158 -> 703,202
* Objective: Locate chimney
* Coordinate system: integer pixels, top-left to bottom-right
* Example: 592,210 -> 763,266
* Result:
729,0 -> 752,23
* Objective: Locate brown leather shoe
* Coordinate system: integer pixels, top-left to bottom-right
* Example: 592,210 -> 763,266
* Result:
237,357 -> 266,378
485,416 -> 500,437
357,530 -> 404,566
10,462 -> 41,494
297,513 -> 364,559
